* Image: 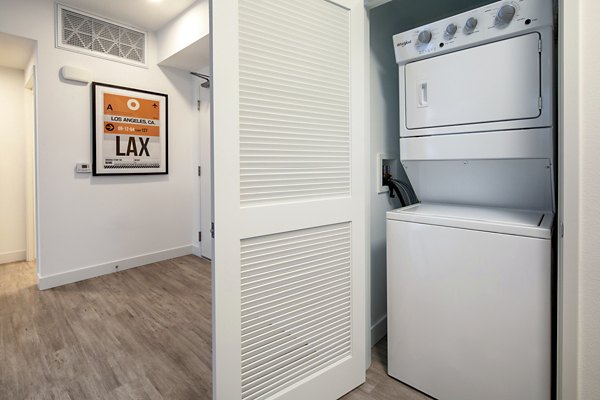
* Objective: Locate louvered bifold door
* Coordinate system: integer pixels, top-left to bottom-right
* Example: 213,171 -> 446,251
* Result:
211,0 -> 367,399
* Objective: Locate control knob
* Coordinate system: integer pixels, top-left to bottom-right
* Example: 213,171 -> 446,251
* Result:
417,30 -> 432,44
496,4 -> 516,25
445,23 -> 458,37
464,17 -> 478,34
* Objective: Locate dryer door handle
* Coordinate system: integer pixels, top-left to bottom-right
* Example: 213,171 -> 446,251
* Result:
418,81 -> 429,108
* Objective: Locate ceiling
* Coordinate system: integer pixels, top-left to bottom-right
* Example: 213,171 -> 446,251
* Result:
0,33 -> 36,70
62,0 -> 198,31
159,35 -> 209,71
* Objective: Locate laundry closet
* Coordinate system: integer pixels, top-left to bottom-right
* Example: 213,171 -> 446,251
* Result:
374,0 -> 556,399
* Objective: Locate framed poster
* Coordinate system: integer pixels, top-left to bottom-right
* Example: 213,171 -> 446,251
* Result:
92,82 -> 168,175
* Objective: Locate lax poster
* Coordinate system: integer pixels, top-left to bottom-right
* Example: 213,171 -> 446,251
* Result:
92,83 -> 168,175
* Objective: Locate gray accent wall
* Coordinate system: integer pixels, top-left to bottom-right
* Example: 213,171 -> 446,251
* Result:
368,0 -> 497,347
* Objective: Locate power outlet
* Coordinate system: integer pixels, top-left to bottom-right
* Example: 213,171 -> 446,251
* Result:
377,153 -> 398,194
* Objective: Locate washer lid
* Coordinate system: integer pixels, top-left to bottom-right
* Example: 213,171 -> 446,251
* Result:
386,203 -> 554,239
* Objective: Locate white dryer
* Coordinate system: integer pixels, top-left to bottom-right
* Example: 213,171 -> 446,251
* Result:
395,0 -> 555,212
387,0 -> 555,399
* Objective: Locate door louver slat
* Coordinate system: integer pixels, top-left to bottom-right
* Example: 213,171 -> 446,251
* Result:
240,223 -> 352,400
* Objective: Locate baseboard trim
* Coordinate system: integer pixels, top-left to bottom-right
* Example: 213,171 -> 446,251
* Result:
37,245 -> 193,290
192,244 -> 202,258
0,250 -> 26,265
371,314 -> 387,347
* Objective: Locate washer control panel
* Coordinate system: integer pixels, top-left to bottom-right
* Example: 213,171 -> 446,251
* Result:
393,0 -> 553,65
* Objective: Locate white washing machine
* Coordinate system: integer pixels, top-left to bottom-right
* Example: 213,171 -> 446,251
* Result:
387,204 -> 553,400
387,0 -> 555,399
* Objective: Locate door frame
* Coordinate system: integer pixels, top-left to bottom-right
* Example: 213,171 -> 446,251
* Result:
557,0 -> 580,399
197,66 -> 213,260
24,66 -> 37,263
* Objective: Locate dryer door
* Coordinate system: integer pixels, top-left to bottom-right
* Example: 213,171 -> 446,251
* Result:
404,33 -> 541,131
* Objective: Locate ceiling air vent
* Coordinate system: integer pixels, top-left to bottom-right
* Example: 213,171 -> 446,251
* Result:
56,4 -> 147,67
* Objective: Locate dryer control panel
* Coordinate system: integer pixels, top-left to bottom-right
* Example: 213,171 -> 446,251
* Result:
393,0 -> 553,65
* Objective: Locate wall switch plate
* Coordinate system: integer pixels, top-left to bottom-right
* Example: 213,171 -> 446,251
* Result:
76,163 -> 92,173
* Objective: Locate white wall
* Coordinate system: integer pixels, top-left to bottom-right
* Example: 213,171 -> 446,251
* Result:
156,0 -> 209,63
0,0 -> 197,287
0,66 -> 26,264
578,0 -> 600,397
154,0 -> 210,259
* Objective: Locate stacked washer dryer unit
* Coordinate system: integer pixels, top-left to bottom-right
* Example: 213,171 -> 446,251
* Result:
386,1 -> 554,400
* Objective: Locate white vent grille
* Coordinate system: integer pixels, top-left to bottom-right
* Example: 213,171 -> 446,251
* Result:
239,0 -> 351,206
240,223 -> 352,400
57,4 -> 146,66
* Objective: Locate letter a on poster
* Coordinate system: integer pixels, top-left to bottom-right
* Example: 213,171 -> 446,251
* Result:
92,83 -> 168,175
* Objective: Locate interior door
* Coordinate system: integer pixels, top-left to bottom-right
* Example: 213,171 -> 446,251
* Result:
404,33 -> 542,130
211,0 -> 367,399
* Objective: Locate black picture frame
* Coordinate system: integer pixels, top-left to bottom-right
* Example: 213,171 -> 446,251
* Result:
92,82 -> 169,176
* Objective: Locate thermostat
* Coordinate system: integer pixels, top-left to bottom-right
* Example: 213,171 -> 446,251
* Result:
76,163 -> 92,173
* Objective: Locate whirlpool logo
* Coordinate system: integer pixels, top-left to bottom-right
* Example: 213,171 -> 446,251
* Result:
396,39 -> 412,47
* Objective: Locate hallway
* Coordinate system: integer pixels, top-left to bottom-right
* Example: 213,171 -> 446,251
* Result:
0,257 -> 212,399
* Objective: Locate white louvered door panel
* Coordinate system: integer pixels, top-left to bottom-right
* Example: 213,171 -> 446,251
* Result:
240,224 -> 353,399
239,0 -> 351,205
211,0 -> 367,399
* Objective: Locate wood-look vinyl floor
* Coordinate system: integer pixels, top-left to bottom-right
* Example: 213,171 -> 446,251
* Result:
342,340 -> 431,400
1,256 -> 427,400
0,256 -> 212,400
